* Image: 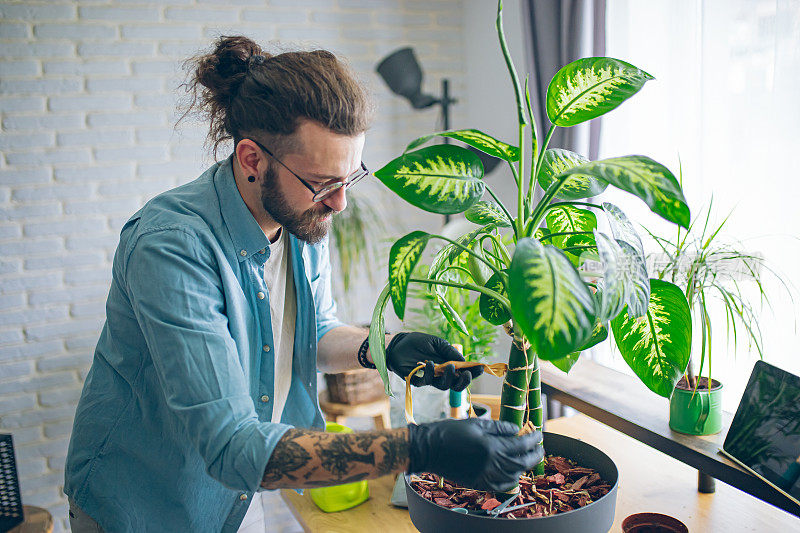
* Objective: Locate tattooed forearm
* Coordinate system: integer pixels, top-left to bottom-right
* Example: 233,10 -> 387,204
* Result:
261,427 -> 410,489
314,437 -> 375,477
262,436 -> 311,485
379,436 -> 408,472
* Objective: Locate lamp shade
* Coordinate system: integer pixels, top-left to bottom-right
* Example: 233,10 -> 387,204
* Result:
376,47 -> 437,109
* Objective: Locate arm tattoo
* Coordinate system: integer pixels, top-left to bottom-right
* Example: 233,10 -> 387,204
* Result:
262,437 -> 311,485
261,427 -> 410,489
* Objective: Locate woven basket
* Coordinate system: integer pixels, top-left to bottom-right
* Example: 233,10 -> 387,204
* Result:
324,369 -> 385,405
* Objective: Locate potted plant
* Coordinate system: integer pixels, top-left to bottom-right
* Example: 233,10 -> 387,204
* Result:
641,199 -> 791,435
324,192 -> 388,406
367,1 -> 692,529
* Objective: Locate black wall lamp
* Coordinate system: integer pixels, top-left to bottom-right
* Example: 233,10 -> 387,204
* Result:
376,47 -> 502,177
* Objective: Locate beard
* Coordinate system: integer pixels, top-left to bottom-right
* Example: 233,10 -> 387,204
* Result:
260,163 -> 334,244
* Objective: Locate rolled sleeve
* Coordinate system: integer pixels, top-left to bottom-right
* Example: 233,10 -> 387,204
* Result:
125,228 -> 291,491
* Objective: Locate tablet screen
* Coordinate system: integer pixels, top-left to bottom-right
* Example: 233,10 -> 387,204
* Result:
723,360 -> 800,501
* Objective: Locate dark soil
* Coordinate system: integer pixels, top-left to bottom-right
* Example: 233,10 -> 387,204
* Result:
409,455 -> 612,518
676,376 -> 721,390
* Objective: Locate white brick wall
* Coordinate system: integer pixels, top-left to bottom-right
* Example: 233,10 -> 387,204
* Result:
0,1 -> 466,530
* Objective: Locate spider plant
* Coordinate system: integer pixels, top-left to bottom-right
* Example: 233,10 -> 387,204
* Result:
368,0 -> 693,476
644,197 -> 793,390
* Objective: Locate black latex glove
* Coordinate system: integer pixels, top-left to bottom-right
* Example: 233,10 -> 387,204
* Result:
385,332 -> 483,391
408,418 -> 544,492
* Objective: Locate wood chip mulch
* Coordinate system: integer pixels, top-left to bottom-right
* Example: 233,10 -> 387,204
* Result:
409,455 -> 612,518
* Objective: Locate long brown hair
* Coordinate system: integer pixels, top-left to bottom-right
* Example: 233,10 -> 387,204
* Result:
178,35 -> 373,158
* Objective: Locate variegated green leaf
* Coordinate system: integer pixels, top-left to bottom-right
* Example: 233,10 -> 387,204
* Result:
509,239 -> 596,359
611,279 -> 692,398
369,283 -> 393,396
389,231 -> 430,319
428,224 -> 497,285
405,129 -> 520,162
594,231 -> 649,321
581,322 -> 609,351
466,243 -> 492,287
479,270 -> 510,325
374,144 -> 485,215
546,57 -> 654,127
545,205 -> 597,254
538,149 -> 608,200
437,294 -> 470,336
557,156 -> 690,228
550,352 -> 581,373
550,323 -> 608,373
602,202 -> 645,258
465,201 -> 512,227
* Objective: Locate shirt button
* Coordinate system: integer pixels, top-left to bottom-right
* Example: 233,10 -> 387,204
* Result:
257,291 -> 265,300
259,249 -> 266,254
239,493 -> 248,501
263,345 -> 271,352
260,395 -> 270,403
240,249 -> 247,257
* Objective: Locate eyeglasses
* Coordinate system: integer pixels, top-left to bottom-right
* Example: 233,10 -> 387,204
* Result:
248,138 -> 370,202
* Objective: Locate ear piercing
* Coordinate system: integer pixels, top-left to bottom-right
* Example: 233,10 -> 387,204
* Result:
247,175 -> 256,183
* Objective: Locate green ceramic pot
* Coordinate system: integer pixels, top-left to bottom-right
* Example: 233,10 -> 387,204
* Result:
669,379 -> 723,435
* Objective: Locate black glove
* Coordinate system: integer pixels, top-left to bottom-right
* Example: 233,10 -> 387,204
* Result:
408,418 -> 544,492
385,332 -> 483,391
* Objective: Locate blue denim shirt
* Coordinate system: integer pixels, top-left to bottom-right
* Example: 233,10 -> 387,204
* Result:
64,154 -> 345,532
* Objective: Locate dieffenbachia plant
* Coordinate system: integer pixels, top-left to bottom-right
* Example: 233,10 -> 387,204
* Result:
369,0 -> 693,468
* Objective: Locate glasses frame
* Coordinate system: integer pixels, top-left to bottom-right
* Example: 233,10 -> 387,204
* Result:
248,138 -> 369,202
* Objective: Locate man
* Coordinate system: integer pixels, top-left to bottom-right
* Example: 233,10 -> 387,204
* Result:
64,36 -> 543,532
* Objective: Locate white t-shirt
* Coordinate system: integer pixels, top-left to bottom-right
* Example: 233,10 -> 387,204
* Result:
264,227 -> 296,424
238,227 -> 297,532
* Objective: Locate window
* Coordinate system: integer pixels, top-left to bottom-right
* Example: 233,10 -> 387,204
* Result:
595,0 -> 800,411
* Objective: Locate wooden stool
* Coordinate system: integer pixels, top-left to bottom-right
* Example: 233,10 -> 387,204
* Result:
9,506 -> 53,533
319,393 -> 391,429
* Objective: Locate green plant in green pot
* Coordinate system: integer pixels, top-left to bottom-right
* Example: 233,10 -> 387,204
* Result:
366,0 -> 693,527
642,199 -> 791,435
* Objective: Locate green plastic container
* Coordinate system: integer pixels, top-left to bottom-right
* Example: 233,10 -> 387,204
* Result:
308,422 -> 370,512
669,379 -> 723,435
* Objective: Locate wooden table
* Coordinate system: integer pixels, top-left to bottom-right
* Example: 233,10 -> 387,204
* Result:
8,506 -> 54,533
281,414 -> 799,532
541,359 -> 800,515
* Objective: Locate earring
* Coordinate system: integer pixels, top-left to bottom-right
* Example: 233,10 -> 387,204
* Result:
247,175 -> 256,183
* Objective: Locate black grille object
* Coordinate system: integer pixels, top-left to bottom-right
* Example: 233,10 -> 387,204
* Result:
0,434 -> 24,532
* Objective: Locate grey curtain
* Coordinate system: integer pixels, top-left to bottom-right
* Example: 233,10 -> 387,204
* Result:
521,0 -> 606,421
521,0 -> 606,160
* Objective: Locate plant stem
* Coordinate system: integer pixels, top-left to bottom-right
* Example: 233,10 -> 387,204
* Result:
517,122 -> 526,241
496,0 -> 526,127
527,355 -> 545,475
548,201 -> 605,210
527,124 -> 556,202
500,332 -> 531,428
527,176 -> 568,237
485,184 -> 516,235
483,233 -> 512,265
408,277 -> 510,310
431,234 -> 506,281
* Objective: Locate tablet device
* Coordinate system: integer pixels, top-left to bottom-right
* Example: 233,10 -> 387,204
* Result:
721,360 -> 800,507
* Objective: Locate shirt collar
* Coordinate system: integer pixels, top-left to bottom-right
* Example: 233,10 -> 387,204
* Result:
214,154 -> 270,263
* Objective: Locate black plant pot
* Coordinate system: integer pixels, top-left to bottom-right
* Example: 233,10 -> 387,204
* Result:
405,432 -> 618,533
